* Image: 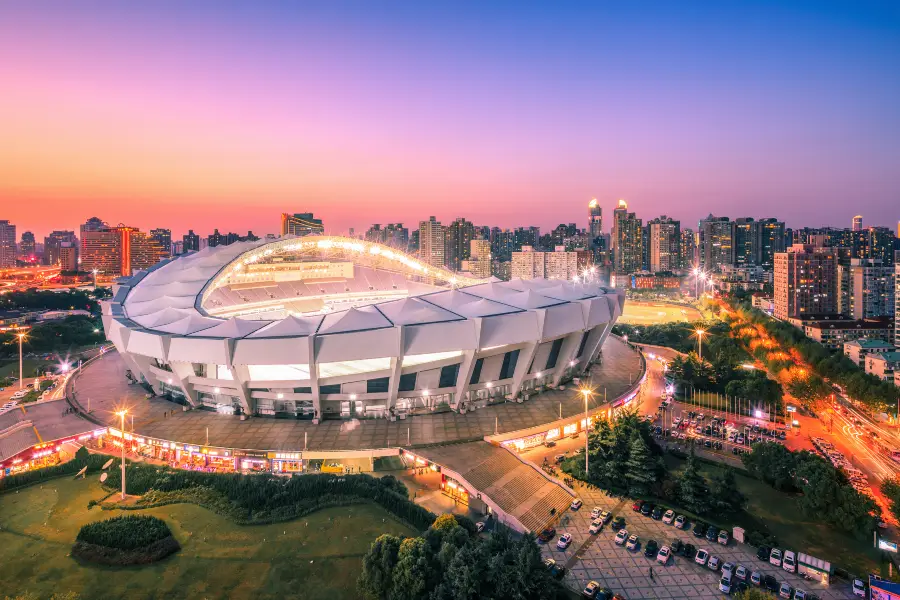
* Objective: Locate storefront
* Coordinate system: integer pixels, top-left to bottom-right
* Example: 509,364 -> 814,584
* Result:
269,452 -> 303,473
234,450 -> 269,472
441,474 -> 470,505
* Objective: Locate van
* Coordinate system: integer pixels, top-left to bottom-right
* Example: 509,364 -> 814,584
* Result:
782,550 -> 796,573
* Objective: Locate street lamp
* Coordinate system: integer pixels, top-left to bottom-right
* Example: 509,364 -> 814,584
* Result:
581,388 -> 592,475
92,269 -> 99,291
694,329 -> 706,360
115,409 -> 128,500
17,332 -> 26,389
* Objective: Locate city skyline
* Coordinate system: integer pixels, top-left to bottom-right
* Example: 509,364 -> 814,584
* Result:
2,1 -> 898,238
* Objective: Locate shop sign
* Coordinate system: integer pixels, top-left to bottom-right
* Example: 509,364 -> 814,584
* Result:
878,539 -> 898,553
183,444 -> 201,453
233,449 -> 268,458
271,452 -> 300,460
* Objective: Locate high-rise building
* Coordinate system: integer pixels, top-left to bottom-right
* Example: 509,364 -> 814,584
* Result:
58,242 -> 78,272
647,216 -> 680,273
680,228 -> 696,270
698,215 -> 735,272
183,230 -> 200,252
842,259 -> 895,320
445,217 -> 475,271
461,239 -> 492,278
758,218 -> 786,269
588,198 -> 602,246
208,229 -> 225,248
44,230 -> 78,266
733,218 -> 757,267
511,246 -> 584,280
149,228 -> 172,256
774,244 -> 838,320
281,212 -> 324,237
895,252 -> 900,347
866,227 -> 896,266
852,215 -> 863,231
172,240 -> 185,256
81,224 -> 167,277
0,220 -> 16,268
418,216 -> 445,268
610,200 -> 642,275
80,216 -> 106,239
18,231 -> 36,263
408,229 -> 420,254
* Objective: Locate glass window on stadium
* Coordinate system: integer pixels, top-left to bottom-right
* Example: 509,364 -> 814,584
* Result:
545,338 -> 564,370
469,358 -> 484,384
319,384 -> 341,395
398,372 -> 417,392
499,349 -> 519,380
367,377 -> 390,394
438,363 -> 460,388
575,331 -> 591,358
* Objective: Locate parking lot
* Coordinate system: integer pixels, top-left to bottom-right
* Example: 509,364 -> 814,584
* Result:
538,485 -> 857,600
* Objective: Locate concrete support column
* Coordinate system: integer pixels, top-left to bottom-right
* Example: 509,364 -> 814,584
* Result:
453,350 -> 477,411
229,363 -> 255,416
550,331 -> 584,387
168,361 -> 200,408
386,327 -> 406,417
308,336 -> 322,423
509,341 -> 539,400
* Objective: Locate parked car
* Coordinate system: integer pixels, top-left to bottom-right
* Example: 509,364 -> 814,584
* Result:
719,577 -> 733,594
853,579 -> 867,598
583,581 -> 600,599
571,498 -> 583,511
770,548 -> 783,567
695,548 -> 709,566
538,527 -> 556,543
693,522 -> 707,538
651,506 -> 664,520
705,525 -> 718,542
615,529 -> 629,545
557,533 -> 573,550
795,589 -> 807,600
757,546 -> 771,562
589,519 -> 604,534
681,543 -> 697,558
669,539 -> 684,555
764,575 -> 778,593
779,582 -> 794,599
626,535 -> 640,551
734,565 -> 748,581
543,558 -> 566,580
632,500 -> 644,512
718,530 -> 730,545
590,507 -> 603,520
640,503 -> 654,516
783,550 -> 796,573
708,556 -> 722,571
599,510 -> 612,524
643,539 -> 659,558
611,516 -> 626,531
722,562 -> 735,579
750,571 -> 762,586
657,545 -> 671,564
674,515 -> 686,529
662,509 -> 675,524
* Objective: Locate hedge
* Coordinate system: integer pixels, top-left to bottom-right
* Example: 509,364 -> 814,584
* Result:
0,447 -> 111,494
73,515 -> 180,566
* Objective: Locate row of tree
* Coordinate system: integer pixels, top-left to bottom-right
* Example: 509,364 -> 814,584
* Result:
741,442 -> 877,537
0,288 -> 108,313
357,514 -> 562,600
675,447 -> 746,516
0,315 -> 105,360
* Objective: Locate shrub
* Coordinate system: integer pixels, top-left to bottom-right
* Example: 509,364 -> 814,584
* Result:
72,515 -> 180,566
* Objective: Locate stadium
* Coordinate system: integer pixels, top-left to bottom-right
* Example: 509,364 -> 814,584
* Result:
101,236 -> 624,423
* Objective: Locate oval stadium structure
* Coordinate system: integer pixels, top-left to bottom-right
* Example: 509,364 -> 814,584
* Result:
101,236 -> 624,422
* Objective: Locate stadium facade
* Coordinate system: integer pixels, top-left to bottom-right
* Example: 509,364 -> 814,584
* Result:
101,236 -> 624,422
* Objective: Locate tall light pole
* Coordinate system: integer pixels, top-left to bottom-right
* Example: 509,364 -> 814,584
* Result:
17,332 -> 26,389
116,409 -> 127,500
695,329 -> 706,361
92,269 -> 99,291
581,389 -> 592,476
693,268 -> 700,298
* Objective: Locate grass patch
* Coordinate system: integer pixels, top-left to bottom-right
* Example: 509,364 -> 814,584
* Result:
0,477 -> 417,600
664,454 -> 880,576
0,358 -> 53,382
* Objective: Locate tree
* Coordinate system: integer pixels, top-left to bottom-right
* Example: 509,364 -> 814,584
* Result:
882,478 -> 900,522
624,432 -> 657,497
391,537 -> 430,600
711,466 -> 745,513
678,446 -> 710,515
733,588 -> 778,600
358,534 -> 403,600
741,443 -> 797,492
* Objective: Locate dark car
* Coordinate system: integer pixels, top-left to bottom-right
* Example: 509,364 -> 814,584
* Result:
544,440 -> 557,448
543,557 -> 566,580
764,575 -> 778,593
757,546 -> 771,561
693,522 -> 707,538
640,503 -> 654,516
644,539 -> 659,557
705,525 -> 718,542
670,539 -> 684,555
735,581 -> 750,595
651,506 -> 664,520
682,543 -> 696,558
611,516 -> 626,531
538,527 -> 556,543
632,500 -> 644,512
595,589 -> 613,600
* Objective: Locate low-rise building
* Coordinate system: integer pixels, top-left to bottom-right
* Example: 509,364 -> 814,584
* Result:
751,294 -> 775,314
866,352 -> 900,382
844,339 -> 895,367
802,317 -> 894,350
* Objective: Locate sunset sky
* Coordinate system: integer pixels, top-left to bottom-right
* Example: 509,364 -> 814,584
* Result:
1,1 -> 898,239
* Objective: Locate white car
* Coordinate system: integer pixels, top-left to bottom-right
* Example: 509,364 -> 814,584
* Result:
674,515 -> 687,529
657,545 -> 671,564
750,571 -> 762,586
583,581 -> 600,599
588,519 -> 603,534
770,548 -> 783,567
626,534 -> 640,551
662,509 -> 675,524
779,583 -> 794,599
719,577 -> 733,594
615,529 -> 629,545
599,510 -> 612,523
11,390 -> 27,399
795,590 -> 807,600
695,548 -> 709,566
853,579 -> 867,598
556,533 -> 573,550
708,556 -> 722,571
590,507 -> 602,520
718,530 -> 730,545
734,565 -> 748,581
783,550 -> 796,573
570,498 -> 583,511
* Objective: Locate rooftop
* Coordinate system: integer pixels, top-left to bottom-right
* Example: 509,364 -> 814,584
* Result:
846,339 -> 895,349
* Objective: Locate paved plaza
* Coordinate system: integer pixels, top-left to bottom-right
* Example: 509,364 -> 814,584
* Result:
68,336 -> 643,452
540,484 -> 856,600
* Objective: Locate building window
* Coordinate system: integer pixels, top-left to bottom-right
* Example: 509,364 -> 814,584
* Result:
399,372 -> 417,392
576,331 -> 590,358
319,384 -> 341,395
499,349 -> 519,380
545,338 -> 564,370
439,363 -> 460,388
367,377 -> 390,394
469,358 -> 484,385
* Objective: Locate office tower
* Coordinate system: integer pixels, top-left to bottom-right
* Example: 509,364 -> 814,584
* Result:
385,223 -> 409,250
81,224 -> 167,277
208,229 -> 225,248
852,215 -> 863,231
365,224 -> 385,244
641,225 -> 650,272
126,228 -> 169,273
866,227 -> 896,266
511,246 -> 583,280
0,220 -> 15,268
58,242 -> 78,272
588,198 -> 602,246
758,218 -> 786,268
408,229 -> 419,254
444,217 -> 475,271
842,259 -> 895,319
172,240 -> 185,256
774,244 -> 838,320
183,230 -> 200,252
281,212 -> 324,237
609,199 -> 628,256
610,200 -> 643,275
647,216 -> 681,273
896,252 -> 900,347
680,228 -> 696,270
462,239 -> 492,278
149,228 -> 172,256
698,215 -> 735,272
80,216 -> 106,239
224,231 -> 241,245
44,230 -> 78,266
18,231 -> 36,262
512,226 -> 540,252
418,216 -> 445,268
733,218 -> 757,267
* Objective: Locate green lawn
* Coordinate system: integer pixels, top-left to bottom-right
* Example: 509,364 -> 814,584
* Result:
665,455 -> 880,576
0,357 -> 54,381
0,478 -> 417,600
